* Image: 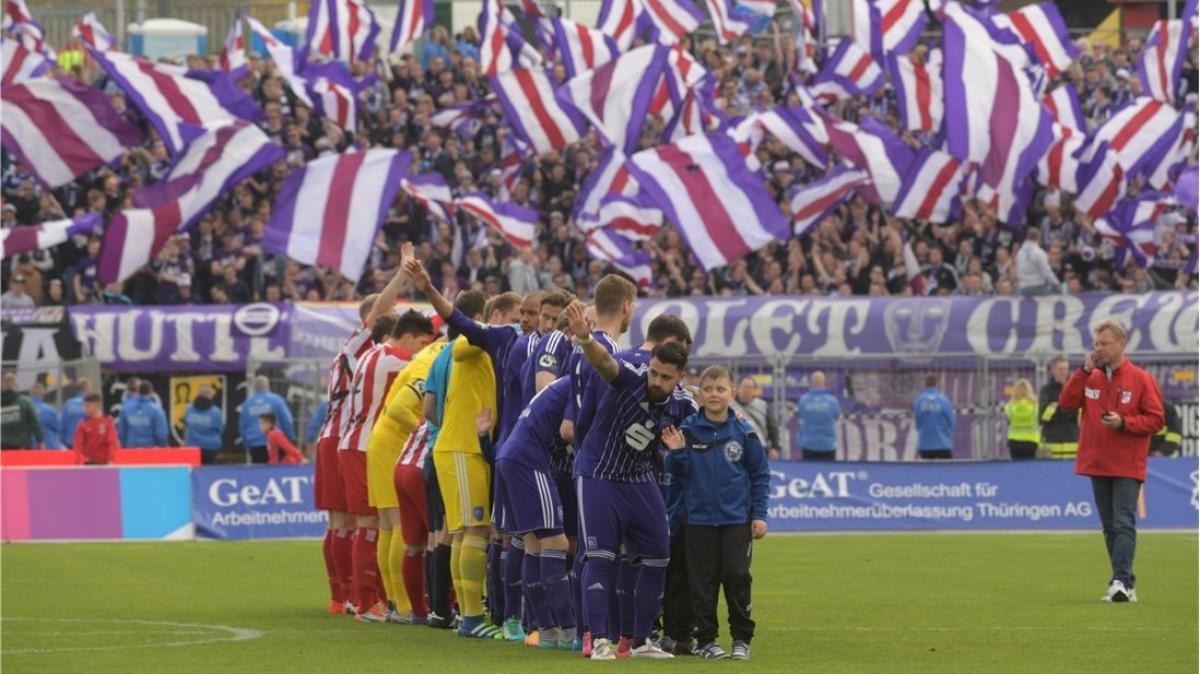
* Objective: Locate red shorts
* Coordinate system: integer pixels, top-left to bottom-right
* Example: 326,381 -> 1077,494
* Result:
314,437 -> 346,512
394,463 -> 429,547
339,449 -> 375,516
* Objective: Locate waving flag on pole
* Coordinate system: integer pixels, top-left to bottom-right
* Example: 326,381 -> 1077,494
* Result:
586,226 -> 653,288
557,45 -> 668,154
788,166 -> 869,237
219,13 -> 248,78
1042,84 -> 1085,134
592,196 -> 662,240
265,149 -> 412,282
1,78 -> 143,188
304,61 -> 374,132
4,0 -> 35,29
1143,117 -> 1195,191
133,122 -> 285,232
90,50 -> 264,155
596,0 -> 639,49
1137,19 -> 1187,104
893,148 -> 966,223
641,0 -> 705,45
628,133 -> 790,270
810,37 -> 884,102
1072,141 -> 1126,219
1110,193 -> 1168,267
853,0 -> 927,60
97,204 -> 183,284
492,67 -> 585,155
400,173 -> 455,223
305,0 -> 380,62
72,11 -> 113,51
0,213 -> 103,259
755,106 -> 829,168
245,14 -> 299,76
705,0 -> 752,44
1089,97 -> 1183,182
820,113 -> 914,208
480,0 -> 539,75
990,3 -> 1080,78
888,49 -> 943,134
1036,133 -> 1084,192
573,148 -> 643,229
551,18 -> 620,78
455,193 -> 539,248
1,38 -> 49,83
391,0 -> 433,53
429,101 -> 494,137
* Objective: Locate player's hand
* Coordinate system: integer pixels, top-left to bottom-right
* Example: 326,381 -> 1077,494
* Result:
661,425 -> 686,451
563,301 -> 589,340
404,259 -> 432,293
1101,411 -> 1122,430
475,408 -> 494,435
400,241 -> 415,263
752,519 -> 767,539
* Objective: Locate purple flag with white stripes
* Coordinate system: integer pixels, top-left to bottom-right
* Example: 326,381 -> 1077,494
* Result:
0,213 -> 103,258
557,44 -> 670,155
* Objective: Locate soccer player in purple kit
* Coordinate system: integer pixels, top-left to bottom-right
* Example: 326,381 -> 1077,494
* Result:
561,301 -> 695,661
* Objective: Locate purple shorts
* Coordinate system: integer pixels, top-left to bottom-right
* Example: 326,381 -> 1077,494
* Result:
496,458 -> 564,535
554,473 -> 577,539
576,476 -> 669,562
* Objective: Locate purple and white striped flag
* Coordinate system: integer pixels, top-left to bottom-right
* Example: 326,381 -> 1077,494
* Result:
90,49 -> 263,155
551,18 -> 620,78
305,0 -> 380,63
391,0 -> 433,53
595,0 -> 639,49
1090,97 -> 1184,182
97,203 -> 183,284
1073,141 -> 1126,220
1,38 -> 49,83
1042,84 -> 1084,135
628,133 -> 790,270
889,49 -> 943,134
493,66 -> 585,155
455,192 -> 539,248
1138,20 -> 1187,104
1110,193 -> 1169,267
755,105 -> 830,169
1,78 -> 143,188
245,14 -> 299,76
592,195 -> 662,241
0,213 -> 102,258
557,44 -> 668,154
133,121 -> 284,231
641,0 -> 705,45
990,2 -> 1080,79
72,11 -> 113,51
303,60 -> 374,132
1036,133 -> 1084,193
400,173 -> 455,223
810,37 -> 884,103
892,148 -> 967,223
573,148 -> 643,230
820,113 -> 914,208
854,0 -> 927,60
429,101 -> 492,137
705,0 -> 752,44
218,13 -> 247,77
586,225 -> 653,288
264,149 -> 412,282
788,166 -> 869,237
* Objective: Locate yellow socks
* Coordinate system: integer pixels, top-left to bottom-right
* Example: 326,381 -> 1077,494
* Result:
450,537 -> 465,614
458,534 -> 489,617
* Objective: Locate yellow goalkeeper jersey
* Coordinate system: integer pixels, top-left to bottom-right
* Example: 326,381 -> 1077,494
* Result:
368,340 -> 448,452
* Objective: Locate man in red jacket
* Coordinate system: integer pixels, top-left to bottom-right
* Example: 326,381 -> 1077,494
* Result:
74,393 -> 120,466
1059,320 -> 1164,603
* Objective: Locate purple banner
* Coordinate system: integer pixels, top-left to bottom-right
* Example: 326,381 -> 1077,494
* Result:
629,291 -> 1197,359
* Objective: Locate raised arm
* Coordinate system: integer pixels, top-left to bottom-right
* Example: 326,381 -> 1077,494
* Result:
364,242 -> 416,326
563,302 -> 618,383
404,257 -> 453,319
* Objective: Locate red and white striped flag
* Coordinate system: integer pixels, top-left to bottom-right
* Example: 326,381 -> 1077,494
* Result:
305,0 -> 380,63
1073,141 -> 1125,219
628,133 -> 790,270
892,148 -> 966,223
788,166 -> 869,237
1137,19 -> 1187,104
455,192 -> 539,248
991,2 -> 1080,78
592,196 -> 662,241
888,48 -> 943,134
595,0 -> 639,49
72,11 -> 113,51
96,203 -> 183,284
493,66 -> 585,155
551,18 -> 621,78
480,0 -> 511,76
1,38 -> 49,83
1036,133 -> 1084,193
810,37 -> 884,103
264,149 -> 412,281
0,77 -> 142,188
4,0 -> 35,29
1090,97 -> 1183,178
390,0 -> 433,53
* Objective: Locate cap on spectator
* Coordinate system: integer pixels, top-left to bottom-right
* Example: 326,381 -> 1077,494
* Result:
1115,68 -> 1130,80
772,160 -> 790,172
177,273 -> 192,287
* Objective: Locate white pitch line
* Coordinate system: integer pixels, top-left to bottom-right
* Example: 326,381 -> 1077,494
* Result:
1,618 -> 263,655
762,625 -> 1177,633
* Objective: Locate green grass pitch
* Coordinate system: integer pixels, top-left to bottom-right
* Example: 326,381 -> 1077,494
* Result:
2,533 -> 1196,672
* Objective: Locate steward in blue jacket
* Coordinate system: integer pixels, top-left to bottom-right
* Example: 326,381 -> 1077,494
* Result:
240,378 -> 295,462
29,386 -> 62,449
184,392 -> 225,458
118,388 -> 168,448
796,372 -> 841,458
913,375 -> 957,459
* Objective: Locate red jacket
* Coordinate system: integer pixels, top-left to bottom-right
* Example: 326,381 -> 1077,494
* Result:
1059,359 -> 1164,480
74,415 -> 120,465
266,428 -> 305,465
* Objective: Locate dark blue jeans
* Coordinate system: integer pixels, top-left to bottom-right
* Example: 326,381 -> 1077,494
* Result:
1090,476 -> 1141,589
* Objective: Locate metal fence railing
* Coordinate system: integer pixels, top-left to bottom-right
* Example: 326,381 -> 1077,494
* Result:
1,356 -> 102,411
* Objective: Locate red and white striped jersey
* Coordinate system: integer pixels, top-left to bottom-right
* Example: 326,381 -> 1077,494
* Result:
396,421 -> 432,469
319,326 -> 373,443
341,343 -> 409,452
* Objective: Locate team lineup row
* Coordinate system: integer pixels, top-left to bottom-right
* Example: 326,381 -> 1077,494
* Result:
313,244 -> 770,660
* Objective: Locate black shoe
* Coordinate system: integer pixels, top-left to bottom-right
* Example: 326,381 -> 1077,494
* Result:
671,638 -> 697,657
427,612 -> 456,629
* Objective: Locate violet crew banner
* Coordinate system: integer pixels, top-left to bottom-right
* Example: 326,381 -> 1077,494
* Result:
766,457 -> 1199,531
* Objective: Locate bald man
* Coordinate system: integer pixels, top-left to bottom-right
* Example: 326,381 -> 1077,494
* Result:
796,372 -> 842,461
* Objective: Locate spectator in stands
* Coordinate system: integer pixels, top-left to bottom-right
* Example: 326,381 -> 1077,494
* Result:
27,382 -> 63,449
913,375 -> 956,460
731,376 -> 780,457
74,393 -> 119,465
1,372 -> 42,449
60,378 -> 92,449
184,385 -> 225,464
1004,379 -> 1039,460
1039,356 -> 1079,460
118,382 -> 169,448
1016,228 -> 1060,296
794,371 -> 841,461
240,376 -> 295,464
261,413 -> 306,464
1,273 -> 36,309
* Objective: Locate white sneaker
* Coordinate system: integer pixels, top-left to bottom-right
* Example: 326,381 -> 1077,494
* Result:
590,637 -> 617,661
1127,588 -> 1138,603
1102,580 -> 1130,602
631,642 -> 675,659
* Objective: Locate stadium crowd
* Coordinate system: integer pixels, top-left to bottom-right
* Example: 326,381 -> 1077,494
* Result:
2,19 -> 1197,309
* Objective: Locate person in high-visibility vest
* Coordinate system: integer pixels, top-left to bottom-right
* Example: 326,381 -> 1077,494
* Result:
1005,378 -> 1040,460
1039,356 -> 1079,459
1149,403 -> 1182,457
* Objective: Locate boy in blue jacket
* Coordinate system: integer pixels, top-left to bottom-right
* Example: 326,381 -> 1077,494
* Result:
662,365 -> 770,661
